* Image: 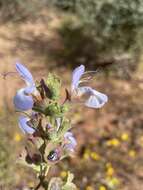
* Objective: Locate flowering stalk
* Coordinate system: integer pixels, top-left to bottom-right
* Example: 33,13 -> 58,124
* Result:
12,63 -> 108,189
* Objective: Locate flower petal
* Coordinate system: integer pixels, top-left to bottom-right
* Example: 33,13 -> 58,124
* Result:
16,62 -> 34,86
24,85 -> 36,94
64,132 -> 73,138
64,132 -> 77,152
64,144 -> 75,152
71,65 -> 85,91
68,136 -> 77,147
92,89 -> 108,103
13,88 -> 34,111
76,86 -> 108,108
85,89 -> 108,108
19,116 -> 35,134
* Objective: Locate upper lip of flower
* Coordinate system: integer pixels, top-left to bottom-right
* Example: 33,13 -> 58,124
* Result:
14,63 -> 36,111
71,65 -> 108,108
71,65 -> 85,91
16,62 -> 35,86
16,62 -> 36,94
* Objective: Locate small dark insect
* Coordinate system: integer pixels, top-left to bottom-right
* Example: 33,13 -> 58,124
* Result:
47,150 -> 59,162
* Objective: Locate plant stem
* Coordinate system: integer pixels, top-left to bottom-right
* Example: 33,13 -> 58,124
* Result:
34,181 -> 41,190
34,176 -> 45,190
34,166 -> 50,190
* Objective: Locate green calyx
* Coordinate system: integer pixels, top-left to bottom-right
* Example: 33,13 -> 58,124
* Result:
45,102 -> 69,117
48,118 -> 71,143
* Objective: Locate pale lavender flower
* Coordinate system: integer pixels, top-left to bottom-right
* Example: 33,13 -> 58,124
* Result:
71,65 -> 108,108
13,63 -> 36,111
19,116 -> 35,134
64,132 -> 77,152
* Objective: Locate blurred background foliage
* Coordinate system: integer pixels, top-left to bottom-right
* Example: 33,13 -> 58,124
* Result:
0,0 -> 49,21
0,0 -> 143,189
52,0 -> 143,54
51,0 -> 143,74
0,0 -> 142,73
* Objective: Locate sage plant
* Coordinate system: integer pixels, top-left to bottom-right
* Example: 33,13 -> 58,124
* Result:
12,63 -> 108,190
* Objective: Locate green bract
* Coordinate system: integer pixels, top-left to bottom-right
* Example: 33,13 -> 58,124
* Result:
45,102 -> 69,117
46,74 -> 61,100
48,172 -> 77,190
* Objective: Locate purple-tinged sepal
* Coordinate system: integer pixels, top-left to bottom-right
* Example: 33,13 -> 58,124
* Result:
63,132 -> 77,152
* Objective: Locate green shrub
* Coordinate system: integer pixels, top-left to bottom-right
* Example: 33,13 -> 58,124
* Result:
51,0 -> 143,72
0,0 -> 48,22
51,0 -> 76,10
